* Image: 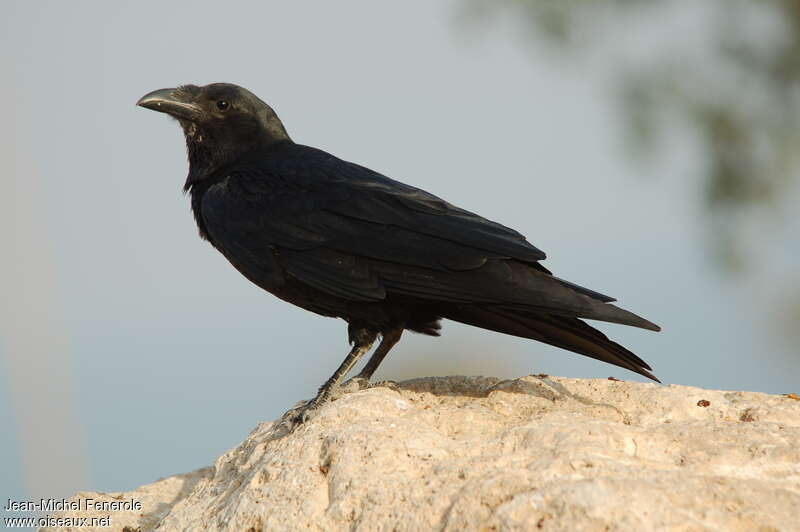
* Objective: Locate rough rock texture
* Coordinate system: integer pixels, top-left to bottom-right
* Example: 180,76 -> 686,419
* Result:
46,376 -> 800,531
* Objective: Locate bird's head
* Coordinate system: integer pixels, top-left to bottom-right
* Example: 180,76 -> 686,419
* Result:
137,83 -> 291,187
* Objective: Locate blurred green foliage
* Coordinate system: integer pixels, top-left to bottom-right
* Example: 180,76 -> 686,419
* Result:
461,0 -> 800,273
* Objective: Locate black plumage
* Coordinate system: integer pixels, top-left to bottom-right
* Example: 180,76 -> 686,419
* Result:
137,83 -> 661,425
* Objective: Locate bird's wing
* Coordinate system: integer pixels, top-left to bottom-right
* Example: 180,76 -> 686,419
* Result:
199,148 -> 643,324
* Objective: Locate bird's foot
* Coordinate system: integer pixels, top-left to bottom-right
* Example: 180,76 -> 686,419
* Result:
341,376 -> 372,392
277,399 -> 320,433
342,377 -> 399,393
371,379 -> 399,390
277,378 -> 397,434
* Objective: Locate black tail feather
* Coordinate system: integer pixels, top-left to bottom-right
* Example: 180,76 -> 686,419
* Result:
443,306 -> 660,382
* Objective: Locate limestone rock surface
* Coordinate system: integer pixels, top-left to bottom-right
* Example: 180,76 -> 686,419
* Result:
44,375 -> 800,531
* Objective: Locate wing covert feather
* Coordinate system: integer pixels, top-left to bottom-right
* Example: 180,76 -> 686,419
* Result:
198,145 -> 570,307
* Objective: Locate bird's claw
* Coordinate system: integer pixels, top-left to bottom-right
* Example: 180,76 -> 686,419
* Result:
278,400 -> 319,432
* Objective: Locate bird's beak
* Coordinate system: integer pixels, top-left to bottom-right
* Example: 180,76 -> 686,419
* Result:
137,88 -> 201,121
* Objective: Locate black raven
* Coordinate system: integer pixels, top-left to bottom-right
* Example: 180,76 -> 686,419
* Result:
137,83 -> 661,424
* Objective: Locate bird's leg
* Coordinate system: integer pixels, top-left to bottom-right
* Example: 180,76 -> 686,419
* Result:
353,327 -> 403,382
309,337 -> 375,407
284,326 -> 377,428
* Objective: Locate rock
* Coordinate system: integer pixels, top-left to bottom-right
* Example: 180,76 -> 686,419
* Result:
44,375 -> 800,531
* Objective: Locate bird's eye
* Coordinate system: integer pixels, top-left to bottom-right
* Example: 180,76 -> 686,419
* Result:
216,100 -> 230,111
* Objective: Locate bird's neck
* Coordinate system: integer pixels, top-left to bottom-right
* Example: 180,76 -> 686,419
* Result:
182,136 -> 287,193
183,136 -> 217,192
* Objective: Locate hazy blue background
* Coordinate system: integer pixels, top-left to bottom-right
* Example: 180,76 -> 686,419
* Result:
2,0 -> 797,506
